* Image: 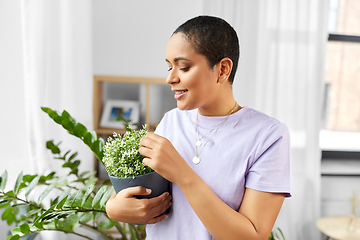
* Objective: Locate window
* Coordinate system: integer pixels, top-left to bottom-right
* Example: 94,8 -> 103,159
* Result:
321,0 -> 360,151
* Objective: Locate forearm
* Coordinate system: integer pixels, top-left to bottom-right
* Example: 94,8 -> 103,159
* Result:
178,171 -> 267,240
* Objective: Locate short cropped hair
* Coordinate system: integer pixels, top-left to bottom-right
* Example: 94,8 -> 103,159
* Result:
173,15 -> 240,84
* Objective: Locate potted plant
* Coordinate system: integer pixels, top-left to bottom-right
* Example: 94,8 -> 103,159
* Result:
102,126 -> 170,202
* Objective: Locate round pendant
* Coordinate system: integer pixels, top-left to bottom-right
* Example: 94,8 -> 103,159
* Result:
192,156 -> 201,164
196,140 -> 202,147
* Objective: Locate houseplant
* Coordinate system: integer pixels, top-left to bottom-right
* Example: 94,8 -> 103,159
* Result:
102,126 -> 170,203
1,107 -> 148,240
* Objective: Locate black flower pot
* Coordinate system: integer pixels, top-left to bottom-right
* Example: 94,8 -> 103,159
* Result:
109,171 -> 171,217
109,171 -> 170,199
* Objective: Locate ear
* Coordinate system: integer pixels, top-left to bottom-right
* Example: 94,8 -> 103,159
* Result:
217,58 -> 233,83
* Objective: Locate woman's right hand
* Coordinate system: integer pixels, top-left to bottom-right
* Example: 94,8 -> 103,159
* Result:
105,186 -> 172,224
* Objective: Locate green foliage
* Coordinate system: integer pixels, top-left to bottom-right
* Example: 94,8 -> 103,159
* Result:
269,227 -> 286,240
103,125 -> 152,178
0,107 -> 148,240
41,107 -> 105,162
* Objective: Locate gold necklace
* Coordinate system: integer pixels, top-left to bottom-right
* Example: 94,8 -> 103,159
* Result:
193,102 -> 238,165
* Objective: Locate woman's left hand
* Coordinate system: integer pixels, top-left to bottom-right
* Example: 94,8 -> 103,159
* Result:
139,132 -> 191,184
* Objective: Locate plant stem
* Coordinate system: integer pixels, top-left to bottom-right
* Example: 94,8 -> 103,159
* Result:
114,221 -> 128,240
1,191 -> 43,210
81,223 -> 117,240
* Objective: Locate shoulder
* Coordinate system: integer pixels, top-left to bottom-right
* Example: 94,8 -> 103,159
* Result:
242,107 -> 287,129
154,108 -> 195,136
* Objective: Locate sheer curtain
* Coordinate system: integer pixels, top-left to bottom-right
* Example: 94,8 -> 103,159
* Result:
20,1 -> 93,239
204,1 -> 329,239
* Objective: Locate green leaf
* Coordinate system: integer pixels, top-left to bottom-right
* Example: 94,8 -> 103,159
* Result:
92,185 -> 108,208
84,131 -> 97,146
61,119 -> 75,132
22,174 -> 37,183
74,123 -> 87,138
56,219 -> 72,232
79,212 -> 93,224
55,177 -> 68,188
72,160 -> 80,167
53,115 -> 63,124
63,214 -> 80,231
6,234 -> 20,240
34,204 -> 56,223
24,208 -> 42,218
0,199 -> 11,208
14,171 -> 23,195
48,110 -> 62,121
38,181 -> 56,203
56,195 -> 69,209
100,186 -> 114,208
91,139 -> 104,157
46,140 -> 55,150
51,145 -> 61,154
0,170 -> 8,190
71,190 -> 83,208
41,106 -> 50,113
56,188 -> 71,205
2,207 -> 12,220
55,210 -> 75,219
68,152 -> 78,162
19,223 -> 30,234
99,218 -> 116,229
25,176 -> 40,200
82,183 -> 95,207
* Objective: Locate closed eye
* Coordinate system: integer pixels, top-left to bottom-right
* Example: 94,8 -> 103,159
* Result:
180,67 -> 190,72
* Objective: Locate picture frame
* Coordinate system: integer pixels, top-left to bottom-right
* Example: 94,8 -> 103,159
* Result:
100,100 -> 140,129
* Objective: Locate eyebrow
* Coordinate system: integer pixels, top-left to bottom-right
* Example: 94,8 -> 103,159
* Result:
165,57 -> 191,63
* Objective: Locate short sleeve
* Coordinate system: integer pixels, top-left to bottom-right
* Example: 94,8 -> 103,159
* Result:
245,123 -> 291,197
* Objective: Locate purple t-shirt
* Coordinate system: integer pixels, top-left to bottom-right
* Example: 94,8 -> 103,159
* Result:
146,106 -> 291,240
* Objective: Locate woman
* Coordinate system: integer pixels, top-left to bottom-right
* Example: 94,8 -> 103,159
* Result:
106,15 -> 291,240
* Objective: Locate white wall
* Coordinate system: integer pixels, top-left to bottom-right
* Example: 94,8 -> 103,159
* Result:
93,0 -> 204,77
0,0 -> 28,238
93,0 -> 204,126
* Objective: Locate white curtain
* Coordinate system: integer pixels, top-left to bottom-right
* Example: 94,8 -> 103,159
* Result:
204,1 -> 329,239
20,1 -> 93,239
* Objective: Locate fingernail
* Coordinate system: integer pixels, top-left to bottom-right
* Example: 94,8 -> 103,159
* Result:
146,188 -> 152,194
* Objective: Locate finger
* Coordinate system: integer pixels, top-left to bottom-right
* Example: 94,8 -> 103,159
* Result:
147,193 -> 172,216
142,157 -> 154,169
139,146 -> 152,158
119,186 -> 152,198
140,135 -> 158,149
146,214 -> 168,224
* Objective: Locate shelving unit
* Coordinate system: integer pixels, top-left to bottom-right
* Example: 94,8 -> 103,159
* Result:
93,75 -> 174,178
93,75 -> 168,134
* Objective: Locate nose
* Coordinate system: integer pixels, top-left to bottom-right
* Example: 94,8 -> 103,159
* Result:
166,71 -> 180,85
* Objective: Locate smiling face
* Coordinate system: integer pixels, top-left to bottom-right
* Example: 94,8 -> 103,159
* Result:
165,33 -> 221,115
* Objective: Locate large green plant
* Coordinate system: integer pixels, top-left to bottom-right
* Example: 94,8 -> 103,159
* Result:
0,107 -> 146,240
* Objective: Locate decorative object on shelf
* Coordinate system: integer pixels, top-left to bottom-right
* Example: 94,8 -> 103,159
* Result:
100,100 -> 140,129
348,190 -> 360,232
1,107 -> 147,240
317,190 -> 360,240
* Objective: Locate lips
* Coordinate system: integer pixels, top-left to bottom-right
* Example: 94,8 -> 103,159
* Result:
173,89 -> 188,99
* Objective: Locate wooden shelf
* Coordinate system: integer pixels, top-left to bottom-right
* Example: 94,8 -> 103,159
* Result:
93,75 -> 167,135
93,75 -> 170,176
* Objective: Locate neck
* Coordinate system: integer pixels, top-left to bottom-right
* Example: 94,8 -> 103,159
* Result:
198,98 -> 240,117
